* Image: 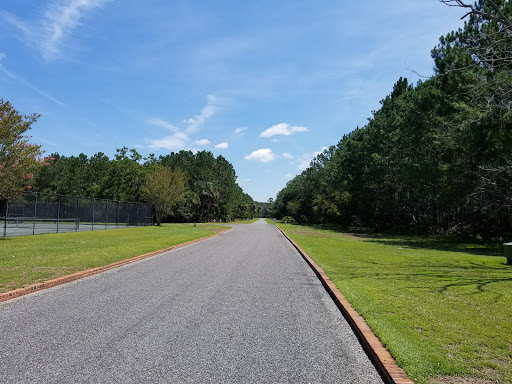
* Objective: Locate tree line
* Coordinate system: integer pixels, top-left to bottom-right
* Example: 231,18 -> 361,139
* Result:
271,0 -> 512,241
1,99 -> 257,225
29,148 -> 257,224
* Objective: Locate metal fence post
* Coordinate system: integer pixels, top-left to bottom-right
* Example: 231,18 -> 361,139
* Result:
92,198 -> 95,231
3,199 -> 8,238
57,196 -> 61,234
106,199 -> 109,229
75,197 -> 79,232
33,194 -> 38,236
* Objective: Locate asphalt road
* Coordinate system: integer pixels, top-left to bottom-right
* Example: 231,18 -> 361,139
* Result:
0,219 -> 384,383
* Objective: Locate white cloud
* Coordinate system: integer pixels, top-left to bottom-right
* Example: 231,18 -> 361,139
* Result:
284,173 -> 294,178
215,142 -> 229,149
0,52 -> 5,61
297,159 -> 311,170
146,132 -> 188,150
185,94 -> 218,133
194,139 -> 211,146
297,147 -> 328,170
282,152 -> 293,159
147,117 -> 178,131
234,127 -> 247,136
260,123 -> 308,138
41,0 -> 109,60
0,1 -> 110,61
244,148 -> 276,163
145,95 -> 219,151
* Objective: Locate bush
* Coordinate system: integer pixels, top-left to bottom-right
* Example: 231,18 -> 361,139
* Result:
282,216 -> 296,224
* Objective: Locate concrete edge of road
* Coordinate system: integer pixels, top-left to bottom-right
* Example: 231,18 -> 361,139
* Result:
275,225 -> 414,384
0,227 -> 233,304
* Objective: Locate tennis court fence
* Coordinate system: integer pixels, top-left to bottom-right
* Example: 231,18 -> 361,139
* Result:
1,192 -> 153,237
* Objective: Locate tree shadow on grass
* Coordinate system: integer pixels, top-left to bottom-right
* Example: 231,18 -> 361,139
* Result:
304,224 -> 505,258
361,236 -> 504,258
336,261 -> 512,303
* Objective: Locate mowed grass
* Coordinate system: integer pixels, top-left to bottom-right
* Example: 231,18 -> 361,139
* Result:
226,218 -> 260,224
278,223 -> 512,384
0,224 -> 225,293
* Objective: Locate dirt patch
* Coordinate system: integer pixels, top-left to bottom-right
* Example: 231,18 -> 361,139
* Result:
0,281 -> 22,292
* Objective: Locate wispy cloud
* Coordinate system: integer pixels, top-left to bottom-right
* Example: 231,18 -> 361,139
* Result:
194,139 -> 211,146
260,123 -> 308,138
234,127 -> 247,136
0,64 -> 66,106
0,11 -> 32,39
244,148 -> 276,163
146,95 -> 218,151
184,94 -> 218,133
215,142 -> 229,149
297,147 -> 328,170
282,152 -> 293,159
146,132 -> 188,150
0,53 -> 5,61
42,0 -> 109,60
1,0 -> 110,61
147,117 -> 179,132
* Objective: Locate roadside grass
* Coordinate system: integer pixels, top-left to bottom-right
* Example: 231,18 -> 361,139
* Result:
0,224 -> 225,293
277,223 -> 512,384
226,218 -> 260,224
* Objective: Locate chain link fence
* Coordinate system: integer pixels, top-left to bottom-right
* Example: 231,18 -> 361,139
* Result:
1,192 -> 153,237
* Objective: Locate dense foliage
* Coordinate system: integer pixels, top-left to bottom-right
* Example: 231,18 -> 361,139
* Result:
32,149 -> 257,222
272,0 -> 512,241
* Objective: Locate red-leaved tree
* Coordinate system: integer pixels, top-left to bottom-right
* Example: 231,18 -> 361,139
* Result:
0,99 -> 52,200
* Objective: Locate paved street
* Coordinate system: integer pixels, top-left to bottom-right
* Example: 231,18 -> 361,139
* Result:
0,219 -> 383,383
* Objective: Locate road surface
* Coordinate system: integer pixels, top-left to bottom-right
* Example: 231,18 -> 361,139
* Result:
0,219 -> 383,383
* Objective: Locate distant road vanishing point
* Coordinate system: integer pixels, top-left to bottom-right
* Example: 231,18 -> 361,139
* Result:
0,219 -> 383,383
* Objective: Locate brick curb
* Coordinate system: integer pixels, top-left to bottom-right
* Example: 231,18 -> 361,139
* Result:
275,225 -> 414,384
0,227 -> 232,304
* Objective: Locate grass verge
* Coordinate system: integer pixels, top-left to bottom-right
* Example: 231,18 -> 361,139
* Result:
0,224 -> 225,293
277,223 -> 512,384
226,218 -> 260,224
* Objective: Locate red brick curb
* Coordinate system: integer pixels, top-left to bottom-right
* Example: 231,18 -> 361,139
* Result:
0,227 -> 232,304
275,225 -> 414,384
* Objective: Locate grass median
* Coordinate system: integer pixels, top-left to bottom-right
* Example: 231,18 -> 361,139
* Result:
277,223 -> 512,384
0,224 -> 226,293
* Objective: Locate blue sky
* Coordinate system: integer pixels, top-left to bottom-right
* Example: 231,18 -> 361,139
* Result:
0,1 -> 466,202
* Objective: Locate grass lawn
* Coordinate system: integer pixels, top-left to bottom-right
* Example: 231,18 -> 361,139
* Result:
226,218 -> 260,224
0,223 -> 225,293
277,223 -> 512,384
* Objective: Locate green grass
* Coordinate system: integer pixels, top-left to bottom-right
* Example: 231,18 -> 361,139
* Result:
225,218 -> 260,224
278,224 -> 512,384
0,224 -> 225,293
